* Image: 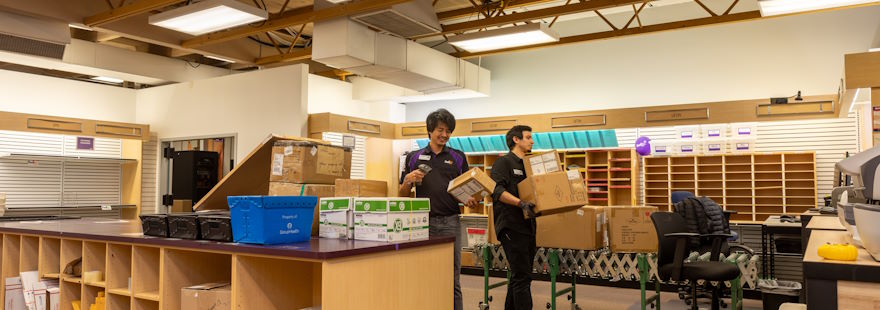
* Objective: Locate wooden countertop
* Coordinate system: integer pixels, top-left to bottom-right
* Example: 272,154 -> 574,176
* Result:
806,216 -> 846,231
803,230 -> 880,283
0,218 -> 453,260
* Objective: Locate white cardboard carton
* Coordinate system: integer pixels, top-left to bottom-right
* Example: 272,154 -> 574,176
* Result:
318,197 -> 355,239
353,198 -> 430,242
46,284 -> 59,310
5,277 -> 26,310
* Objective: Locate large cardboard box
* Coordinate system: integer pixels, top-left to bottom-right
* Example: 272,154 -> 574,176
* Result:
448,168 -> 496,203
524,151 -> 561,177
268,182 -> 335,236
517,170 -> 587,217
318,197 -> 354,239
269,141 -> 352,185
5,277 -> 25,310
607,206 -> 658,253
181,283 -> 231,310
334,179 -> 388,197
353,198 -> 430,242
171,199 -> 193,213
537,206 -> 606,250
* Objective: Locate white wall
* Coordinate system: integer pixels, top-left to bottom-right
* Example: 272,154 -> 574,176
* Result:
406,6 -> 880,121
307,74 -> 406,123
135,64 -> 309,160
0,69 -> 136,122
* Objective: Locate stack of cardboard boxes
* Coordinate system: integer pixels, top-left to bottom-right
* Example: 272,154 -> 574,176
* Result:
475,151 -> 659,253
268,140 -> 352,236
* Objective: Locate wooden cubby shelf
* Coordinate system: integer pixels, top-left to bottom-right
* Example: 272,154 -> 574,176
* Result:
643,152 -> 817,222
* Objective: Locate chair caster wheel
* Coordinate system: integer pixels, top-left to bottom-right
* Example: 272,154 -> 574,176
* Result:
685,299 -> 693,306
547,302 -> 552,309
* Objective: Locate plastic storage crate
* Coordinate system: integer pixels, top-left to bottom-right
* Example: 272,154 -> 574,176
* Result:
469,136 -> 486,152
574,131 -> 590,148
447,138 -> 461,150
228,195 -> 318,245
548,132 -> 565,149
458,137 -> 474,152
168,214 -> 200,239
600,130 -> 618,147
199,214 -> 232,242
533,133 -> 552,150
561,132 -> 577,149
488,135 -> 507,151
140,214 -> 169,237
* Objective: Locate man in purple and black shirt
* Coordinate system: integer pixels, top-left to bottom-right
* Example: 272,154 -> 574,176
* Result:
399,108 -> 477,310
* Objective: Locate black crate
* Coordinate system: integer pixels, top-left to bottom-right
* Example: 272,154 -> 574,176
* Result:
199,214 -> 232,242
168,213 -> 200,239
140,214 -> 169,237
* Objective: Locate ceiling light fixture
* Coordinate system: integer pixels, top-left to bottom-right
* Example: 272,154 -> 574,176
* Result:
148,0 -> 268,36
90,76 -> 124,84
447,23 -> 560,53
757,0 -> 880,16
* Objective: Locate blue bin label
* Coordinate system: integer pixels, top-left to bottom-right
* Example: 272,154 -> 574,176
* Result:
279,221 -> 300,235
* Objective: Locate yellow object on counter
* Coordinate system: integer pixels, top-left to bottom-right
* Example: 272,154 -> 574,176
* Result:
817,243 -> 858,261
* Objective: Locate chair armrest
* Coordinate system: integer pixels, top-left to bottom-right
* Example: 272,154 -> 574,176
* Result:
700,233 -> 734,260
665,232 -> 699,238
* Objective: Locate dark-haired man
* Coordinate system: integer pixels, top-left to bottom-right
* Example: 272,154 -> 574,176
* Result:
399,108 -> 477,310
490,125 -> 536,310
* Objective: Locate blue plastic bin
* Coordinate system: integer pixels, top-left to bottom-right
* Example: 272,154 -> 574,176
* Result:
228,195 -> 317,245
562,132 -> 577,149
490,135 -> 507,152
533,133 -> 552,150
416,139 -> 429,149
447,137 -> 461,150
548,132 -> 565,149
479,136 -> 495,152
586,131 -> 602,148
600,130 -> 618,147
574,131 -> 590,148
458,137 -> 474,152
469,136 -> 486,152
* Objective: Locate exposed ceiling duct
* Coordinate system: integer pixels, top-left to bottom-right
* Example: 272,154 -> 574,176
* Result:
350,0 -> 441,38
313,18 -> 490,102
0,9 -> 70,60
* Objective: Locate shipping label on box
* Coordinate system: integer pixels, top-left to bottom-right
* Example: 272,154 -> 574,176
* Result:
608,206 -> 658,253
319,197 -> 354,239
448,168 -> 496,203
410,198 -> 431,240
334,179 -> 388,197
524,151 -> 561,177
537,206 -> 606,250
269,141 -> 352,184
518,171 -> 587,217
353,198 -> 411,242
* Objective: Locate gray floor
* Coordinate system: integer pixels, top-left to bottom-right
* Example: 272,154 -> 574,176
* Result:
461,274 -> 764,310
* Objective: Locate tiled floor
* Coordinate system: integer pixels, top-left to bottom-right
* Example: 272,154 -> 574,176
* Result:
461,274 -> 765,310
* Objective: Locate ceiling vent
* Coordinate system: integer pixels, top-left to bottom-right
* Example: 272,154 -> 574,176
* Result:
0,10 -> 70,60
350,0 -> 440,38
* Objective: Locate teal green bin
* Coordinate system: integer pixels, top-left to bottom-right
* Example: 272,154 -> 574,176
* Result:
533,133 -> 552,150
574,131 -> 591,148
490,135 -> 507,151
600,130 -> 618,147
548,132 -> 565,149
586,131 -> 602,147
458,137 -> 474,152
447,138 -> 461,150
562,132 -> 577,149
416,139 -> 429,149
469,136 -> 486,152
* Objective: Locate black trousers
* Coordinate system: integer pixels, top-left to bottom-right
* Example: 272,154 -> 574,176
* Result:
499,229 -> 537,310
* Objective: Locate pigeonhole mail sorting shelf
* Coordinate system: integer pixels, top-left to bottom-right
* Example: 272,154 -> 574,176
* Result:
0,218 -> 453,310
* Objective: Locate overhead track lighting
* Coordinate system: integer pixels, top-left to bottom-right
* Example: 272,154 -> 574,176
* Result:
148,0 -> 268,36
757,0 -> 880,16
447,23 -> 560,53
90,76 -> 124,84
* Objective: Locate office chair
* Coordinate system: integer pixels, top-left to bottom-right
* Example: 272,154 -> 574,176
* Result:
651,212 -> 743,310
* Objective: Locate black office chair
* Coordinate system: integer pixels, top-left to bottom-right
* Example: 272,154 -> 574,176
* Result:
651,212 -> 743,310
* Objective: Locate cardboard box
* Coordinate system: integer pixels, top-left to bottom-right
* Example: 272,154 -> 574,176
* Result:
607,206 -> 658,253
537,206 -> 606,250
334,179 -> 388,197
171,199 -> 193,213
353,198 -> 430,242
517,170 -> 587,217
524,151 -> 561,177
461,250 -> 475,267
448,168 -> 496,203
5,277 -> 25,310
269,141 -> 352,185
268,182 -> 336,236
45,281 -> 59,310
318,197 -> 354,239
181,283 -> 231,310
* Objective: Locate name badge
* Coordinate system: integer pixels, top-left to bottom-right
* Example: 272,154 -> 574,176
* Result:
418,155 -> 431,161
444,160 -> 453,165
513,169 -> 523,176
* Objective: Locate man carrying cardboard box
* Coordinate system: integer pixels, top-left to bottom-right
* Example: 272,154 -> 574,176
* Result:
398,109 -> 477,310
490,125 -> 537,310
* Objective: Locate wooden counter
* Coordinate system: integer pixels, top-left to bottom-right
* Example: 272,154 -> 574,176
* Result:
803,230 -> 880,310
0,218 -> 454,310
805,216 -> 845,231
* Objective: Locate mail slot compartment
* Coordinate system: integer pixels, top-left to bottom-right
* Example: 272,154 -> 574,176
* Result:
96,123 -> 143,137
27,118 -> 83,132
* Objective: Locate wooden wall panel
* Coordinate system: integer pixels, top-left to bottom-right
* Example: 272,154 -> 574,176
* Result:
0,111 -> 150,140
308,113 -> 395,139
845,51 -> 880,89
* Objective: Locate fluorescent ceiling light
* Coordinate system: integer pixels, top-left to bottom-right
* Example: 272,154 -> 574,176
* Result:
90,76 -> 124,84
205,55 -> 235,63
448,23 -> 560,53
758,0 -> 880,16
148,0 -> 268,36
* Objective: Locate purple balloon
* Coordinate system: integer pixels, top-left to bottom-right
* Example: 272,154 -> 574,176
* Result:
635,136 -> 652,156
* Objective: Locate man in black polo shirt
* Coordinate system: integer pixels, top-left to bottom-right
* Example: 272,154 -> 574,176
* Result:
490,125 -> 536,310
399,108 -> 477,310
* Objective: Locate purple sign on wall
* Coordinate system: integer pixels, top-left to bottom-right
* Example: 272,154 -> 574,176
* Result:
77,137 -> 94,150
